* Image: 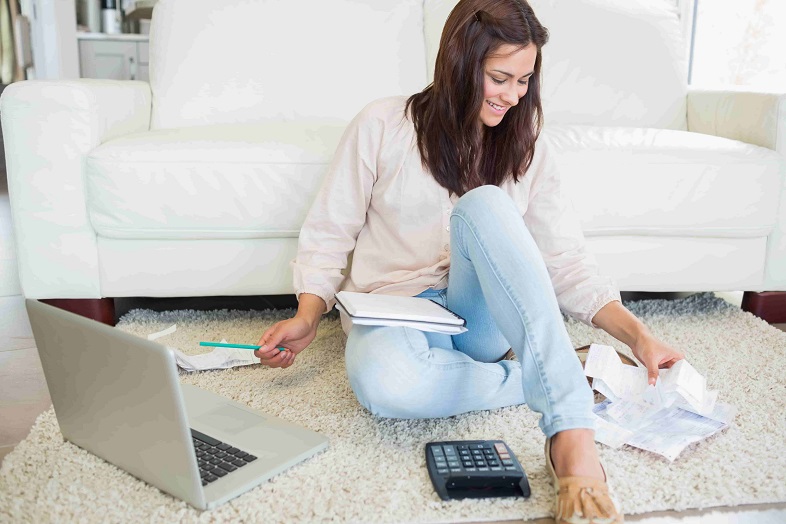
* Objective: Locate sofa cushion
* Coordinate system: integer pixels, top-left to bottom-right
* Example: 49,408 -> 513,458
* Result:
544,125 -> 785,237
424,0 -> 688,129
86,122 -> 345,239
148,0 -> 428,129
87,124 -> 783,243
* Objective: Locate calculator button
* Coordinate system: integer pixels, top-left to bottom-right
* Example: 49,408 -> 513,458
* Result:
456,445 -> 469,450
431,448 -> 445,458
490,466 -> 503,471
498,453 -> 510,460
494,443 -> 508,453
459,450 -> 470,456
437,468 -> 449,474
488,461 -> 499,467
471,444 -> 485,450
502,459 -> 514,466
477,466 -> 489,471
448,460 -> 461,468
450,468 -> 462,473
443,446 -> 457,456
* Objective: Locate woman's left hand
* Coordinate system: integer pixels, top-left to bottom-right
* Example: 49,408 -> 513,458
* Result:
631,333 -> 685,386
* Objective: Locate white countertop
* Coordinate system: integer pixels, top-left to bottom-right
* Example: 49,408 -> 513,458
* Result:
77,32 -> 150,42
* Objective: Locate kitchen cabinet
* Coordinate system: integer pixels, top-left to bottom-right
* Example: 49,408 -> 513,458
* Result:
78,33 -> 149,81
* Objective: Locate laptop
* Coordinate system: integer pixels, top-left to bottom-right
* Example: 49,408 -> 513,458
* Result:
26,299 -> 329,510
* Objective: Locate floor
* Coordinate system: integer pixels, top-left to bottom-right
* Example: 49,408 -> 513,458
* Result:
2,176 -> 786,523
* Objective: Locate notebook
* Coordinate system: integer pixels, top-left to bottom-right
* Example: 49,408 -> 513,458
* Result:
334,291 -> 468,334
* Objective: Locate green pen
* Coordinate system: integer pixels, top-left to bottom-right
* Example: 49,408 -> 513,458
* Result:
199,341 -> 286,351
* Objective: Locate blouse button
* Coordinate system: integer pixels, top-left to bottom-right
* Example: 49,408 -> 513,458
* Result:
444,244 -> 450,251
446,225 -> 450,232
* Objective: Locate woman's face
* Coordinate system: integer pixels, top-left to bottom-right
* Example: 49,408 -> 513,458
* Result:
479,43 -> 538,127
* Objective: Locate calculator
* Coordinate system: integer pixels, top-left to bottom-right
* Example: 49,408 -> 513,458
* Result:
425,440 -> 531,500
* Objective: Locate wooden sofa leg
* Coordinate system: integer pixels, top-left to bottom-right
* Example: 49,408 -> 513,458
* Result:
40,298 -> 116,326
741,291 -> 786,324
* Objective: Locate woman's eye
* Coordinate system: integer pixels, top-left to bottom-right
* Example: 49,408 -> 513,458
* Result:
519,80 -> 529,86
491,77 -> 505,85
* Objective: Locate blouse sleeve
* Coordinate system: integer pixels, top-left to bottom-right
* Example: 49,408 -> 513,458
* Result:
290,104 -> 381,313
522,139 -> 621,327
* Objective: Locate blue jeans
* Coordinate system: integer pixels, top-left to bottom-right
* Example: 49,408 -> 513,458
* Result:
344,185 -> 594,438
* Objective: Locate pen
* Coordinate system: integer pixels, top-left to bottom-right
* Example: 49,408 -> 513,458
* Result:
199,341 -> 286,351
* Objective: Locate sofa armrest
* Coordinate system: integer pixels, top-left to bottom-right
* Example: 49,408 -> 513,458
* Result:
0,79 -> 152,298
688,87 -> 786,288
687,86 -> 786,158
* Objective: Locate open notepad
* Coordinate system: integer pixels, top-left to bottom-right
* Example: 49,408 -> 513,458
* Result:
334,291 -> 468,335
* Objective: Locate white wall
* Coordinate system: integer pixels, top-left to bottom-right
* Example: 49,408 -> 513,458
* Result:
20,0 -> 79,79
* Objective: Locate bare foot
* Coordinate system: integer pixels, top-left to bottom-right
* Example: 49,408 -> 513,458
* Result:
550,428 -> 605,480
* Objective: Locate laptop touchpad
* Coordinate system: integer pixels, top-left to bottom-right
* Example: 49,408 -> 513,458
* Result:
196,404 -> 264,434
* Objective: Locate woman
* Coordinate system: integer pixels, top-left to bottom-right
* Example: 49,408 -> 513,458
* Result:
255,1 -> 683,522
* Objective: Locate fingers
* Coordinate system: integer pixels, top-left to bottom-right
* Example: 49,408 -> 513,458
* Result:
255,348 -> 296,369
256,324 -> 286,359
253,346 -> 285,360
254,320 -> 300,368
647,368 -> 659,386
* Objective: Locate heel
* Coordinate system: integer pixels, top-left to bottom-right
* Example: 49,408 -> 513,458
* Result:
545,437 -> 623,523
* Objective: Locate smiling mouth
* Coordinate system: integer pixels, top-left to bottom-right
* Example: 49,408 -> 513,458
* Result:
486,100 -> 507,113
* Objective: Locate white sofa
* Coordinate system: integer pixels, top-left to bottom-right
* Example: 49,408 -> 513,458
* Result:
2,0 -> 785,322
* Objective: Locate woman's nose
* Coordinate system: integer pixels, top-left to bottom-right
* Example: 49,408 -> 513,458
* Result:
501,87 -> 518,106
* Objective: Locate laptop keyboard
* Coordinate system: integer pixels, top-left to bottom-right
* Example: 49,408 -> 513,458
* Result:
191,429 -> 257,486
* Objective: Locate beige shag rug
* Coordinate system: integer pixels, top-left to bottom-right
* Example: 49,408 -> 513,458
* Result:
2,293 -> 786,523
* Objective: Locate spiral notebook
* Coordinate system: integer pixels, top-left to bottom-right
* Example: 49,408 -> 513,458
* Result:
334,291 -> 468,335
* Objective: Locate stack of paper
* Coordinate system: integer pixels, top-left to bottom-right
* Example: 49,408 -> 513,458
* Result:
147,325 -> 257,372
335,291 -> 468,335
584,344 -> 735,461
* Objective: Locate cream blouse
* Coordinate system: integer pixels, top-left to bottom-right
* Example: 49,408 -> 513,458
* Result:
292,96 -> 620,327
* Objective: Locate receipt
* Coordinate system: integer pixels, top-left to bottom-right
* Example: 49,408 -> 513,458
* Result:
592,409 -> 635,449
584,344 -> 734,461
622,408 -> 727,462
584,344 -> 650,399
170,341 -> 257,372
146,325 -> 257,372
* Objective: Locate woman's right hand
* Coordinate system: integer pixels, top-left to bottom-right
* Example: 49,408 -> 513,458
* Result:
254,316 -> 317,368
255,293 -> 326,368
254,316 -> 318,368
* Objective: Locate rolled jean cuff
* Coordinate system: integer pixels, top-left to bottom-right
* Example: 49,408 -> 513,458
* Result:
541,415 -> 597,439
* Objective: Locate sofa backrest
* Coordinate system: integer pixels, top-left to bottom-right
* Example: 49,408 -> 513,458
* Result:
148,0 -> 428,129
425,0 -> 689,130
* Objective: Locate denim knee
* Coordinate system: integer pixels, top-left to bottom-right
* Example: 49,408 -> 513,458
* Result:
454,184 -> 516,217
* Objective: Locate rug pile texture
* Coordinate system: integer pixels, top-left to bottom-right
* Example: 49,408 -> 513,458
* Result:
1,293 -> 785,523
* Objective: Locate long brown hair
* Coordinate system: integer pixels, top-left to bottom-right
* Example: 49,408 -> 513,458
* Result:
406,0 -> 549,196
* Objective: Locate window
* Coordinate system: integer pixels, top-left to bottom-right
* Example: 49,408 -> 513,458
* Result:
690,0 -> 786,89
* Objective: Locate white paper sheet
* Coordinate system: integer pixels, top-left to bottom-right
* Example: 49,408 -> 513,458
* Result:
146,325 -> 258,372
585,344 -> 734,461
170,341 -> 257,372
592,412 -> 635,449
